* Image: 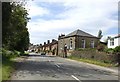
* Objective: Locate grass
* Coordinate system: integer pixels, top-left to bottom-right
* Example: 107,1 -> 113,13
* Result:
68,56 -> 115,67
1,49 -> 21,81
0,67 -> 2,82
2,58 -> 15,80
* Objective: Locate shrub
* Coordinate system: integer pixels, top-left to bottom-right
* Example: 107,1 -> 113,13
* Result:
97,44 -> 105,51
104,48 -> 114,54
2,49 -> 20,59
76,48 -> 84,51
114,46 -> 120,53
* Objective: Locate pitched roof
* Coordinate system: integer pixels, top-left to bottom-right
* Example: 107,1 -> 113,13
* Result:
114,34 -> 120,38
109,34 -> 120,39
64,29 -> 97,38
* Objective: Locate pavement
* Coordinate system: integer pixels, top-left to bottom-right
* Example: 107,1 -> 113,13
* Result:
10,53 -> 119,81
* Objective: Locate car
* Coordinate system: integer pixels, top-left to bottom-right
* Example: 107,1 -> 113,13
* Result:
41,52 -> 46,55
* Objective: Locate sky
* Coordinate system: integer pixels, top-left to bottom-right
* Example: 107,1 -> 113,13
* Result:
25,0 -> 119,45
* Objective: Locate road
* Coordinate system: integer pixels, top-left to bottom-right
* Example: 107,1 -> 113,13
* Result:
11,53 -> 119,81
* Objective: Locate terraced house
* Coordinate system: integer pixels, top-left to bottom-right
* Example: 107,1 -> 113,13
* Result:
42,39 -> 58,55
58,29 -> 99,55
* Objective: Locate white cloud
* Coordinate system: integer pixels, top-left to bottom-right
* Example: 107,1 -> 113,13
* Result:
26,0 -> 119,44
25,0 -> 50,17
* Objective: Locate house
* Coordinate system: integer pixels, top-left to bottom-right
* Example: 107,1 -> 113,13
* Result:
107,34 -> 120,48
42,39 -> 58,55
58,29 -> 99,55
37,44 -> 43,52
50,39 -> 58,55
45,40 -> 51,51
42,42 -> 48,51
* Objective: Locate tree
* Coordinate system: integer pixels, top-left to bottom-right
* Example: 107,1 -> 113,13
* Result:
2,2 -> 30,52
2,2 -> 12,48
97,30 -> 103,40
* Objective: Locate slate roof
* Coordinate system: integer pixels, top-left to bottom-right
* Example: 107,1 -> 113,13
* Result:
109,34 -> 120,39
64,29 -> 98,38
114,34 -> 120,38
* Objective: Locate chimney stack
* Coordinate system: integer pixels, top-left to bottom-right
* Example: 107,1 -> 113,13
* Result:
52,39 -> 55,42
40,44 -> 42,46
47,40 -> 50,44
58,34 -> 65,40
44,42 -> 46,45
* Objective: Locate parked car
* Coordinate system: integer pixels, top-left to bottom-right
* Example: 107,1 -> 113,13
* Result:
41,52 -> 46,55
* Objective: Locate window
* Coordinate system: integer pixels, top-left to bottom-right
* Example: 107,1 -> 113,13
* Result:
61,40 -> 62,44
70,38 -> 72,49
110,38 -> 114,46
81,39 -> 85,48
90,40 -> 94,48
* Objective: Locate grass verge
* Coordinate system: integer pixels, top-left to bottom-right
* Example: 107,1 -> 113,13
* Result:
2,58 -> 15,80
68,56 -> 115,67
1,49 -> 22,81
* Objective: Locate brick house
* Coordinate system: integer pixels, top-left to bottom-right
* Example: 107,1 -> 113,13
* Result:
58,29 -> 99,55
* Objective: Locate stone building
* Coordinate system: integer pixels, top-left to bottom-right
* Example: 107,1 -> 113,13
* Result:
58,29 -> 99,55
50,39 -> 58,55
42,39 -> 58,55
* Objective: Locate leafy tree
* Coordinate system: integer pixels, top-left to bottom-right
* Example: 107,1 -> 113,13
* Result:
97,30 -> 103,40
2,2 -> 30,52
2,2 -> 12,48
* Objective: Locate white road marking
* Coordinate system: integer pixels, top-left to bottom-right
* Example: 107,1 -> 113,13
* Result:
71,75 -> 80,81
55,64 -> 60,68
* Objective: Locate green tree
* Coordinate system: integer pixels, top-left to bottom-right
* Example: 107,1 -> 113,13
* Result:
2,2 -> 12,48
97,30 -> 103,40
2,2 -> 30,52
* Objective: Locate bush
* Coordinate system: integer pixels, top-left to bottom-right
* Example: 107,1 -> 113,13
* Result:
97,44 -> 105,51
114,46 -> 120,53
76,48 -> 84,51
2,49 -> 20,59
104,48 -> 114,54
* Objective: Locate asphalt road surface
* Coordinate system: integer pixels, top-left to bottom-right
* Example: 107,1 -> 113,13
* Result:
11,53 -> 119,82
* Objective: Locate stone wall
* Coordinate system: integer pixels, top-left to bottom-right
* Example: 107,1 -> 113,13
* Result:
70,50 -> 118,63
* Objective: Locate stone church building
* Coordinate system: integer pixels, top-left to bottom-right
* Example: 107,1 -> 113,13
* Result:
58,29 -> 99,55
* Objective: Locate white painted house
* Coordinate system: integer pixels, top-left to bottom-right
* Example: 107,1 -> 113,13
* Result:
107,34 -> 120,48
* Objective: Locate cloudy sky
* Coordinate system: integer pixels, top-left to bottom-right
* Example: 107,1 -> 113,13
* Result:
25,0 -> 119,45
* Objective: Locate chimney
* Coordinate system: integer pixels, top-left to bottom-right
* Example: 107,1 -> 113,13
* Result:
44,42 -> 46,45
58,34 -> 65,40
52,39 -> 55,42
40,44 -> 42,46
61,34 -> 65,37
47,40 -> 50,44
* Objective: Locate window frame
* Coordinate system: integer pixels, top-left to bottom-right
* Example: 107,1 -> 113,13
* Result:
110,38 -> 114,46
81,39 -> 85,48
90,40 -> 94,48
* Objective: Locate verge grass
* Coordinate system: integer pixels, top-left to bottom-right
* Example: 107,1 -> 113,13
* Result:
68,56 -> 115,67
2,58 -> 15,80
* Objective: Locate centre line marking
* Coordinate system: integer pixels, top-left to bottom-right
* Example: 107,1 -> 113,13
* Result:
71,75 -> 80,81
